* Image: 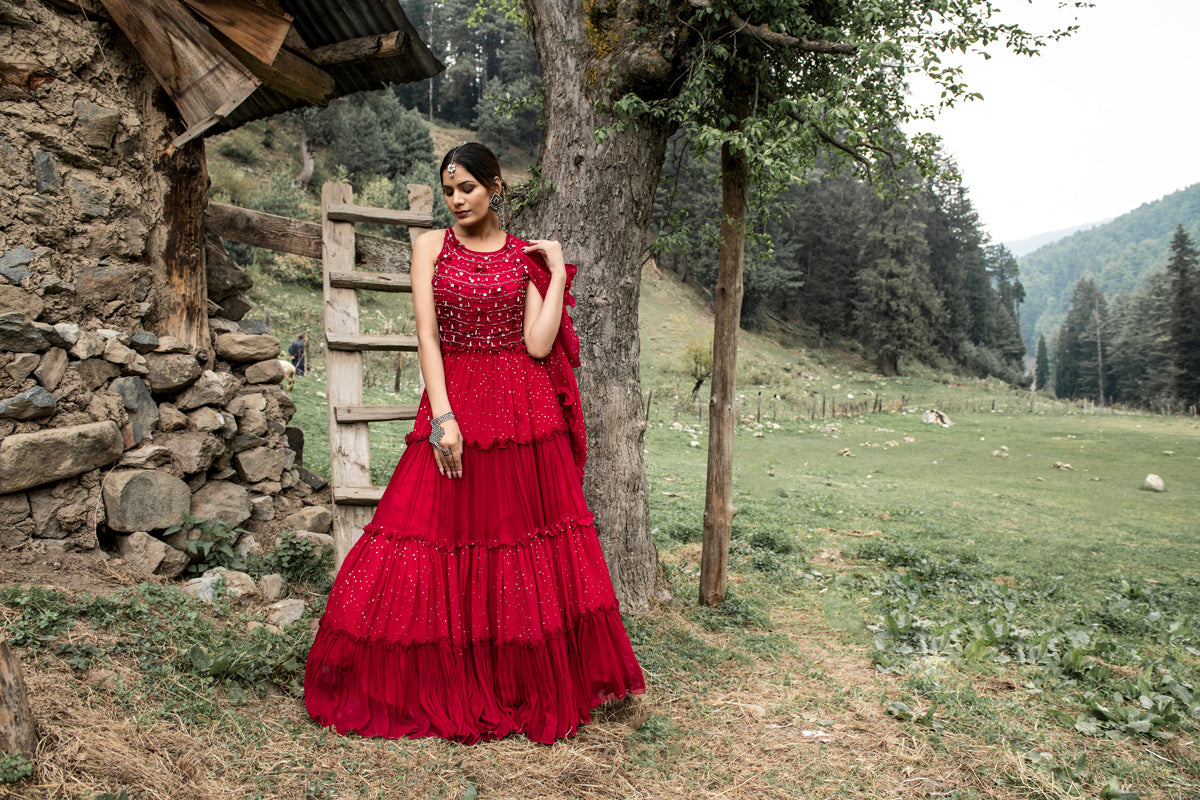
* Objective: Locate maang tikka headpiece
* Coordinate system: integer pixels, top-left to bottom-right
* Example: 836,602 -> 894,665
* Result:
447,145 -> 462,177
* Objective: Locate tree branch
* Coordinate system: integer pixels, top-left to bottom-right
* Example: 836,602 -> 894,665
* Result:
727,11 -> 857,55
756,84 -> 877,171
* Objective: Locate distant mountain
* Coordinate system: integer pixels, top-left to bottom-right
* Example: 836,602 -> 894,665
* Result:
1004,220 -> 1113,258
1018,183 -> 1200,349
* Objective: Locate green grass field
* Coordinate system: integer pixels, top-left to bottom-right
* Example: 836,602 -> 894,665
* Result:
5,248 -> 1198,798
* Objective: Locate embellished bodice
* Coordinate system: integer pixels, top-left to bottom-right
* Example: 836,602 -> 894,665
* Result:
432,229 -> 528,352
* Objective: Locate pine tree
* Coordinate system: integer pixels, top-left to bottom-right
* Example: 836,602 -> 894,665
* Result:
1054,277 -> 1109,401
1035,333 -> 1050,393
1166,225 -> 1200,408
856,188 -> 944,376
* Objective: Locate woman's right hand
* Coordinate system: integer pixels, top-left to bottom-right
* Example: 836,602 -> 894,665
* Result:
433,418 -> 463,479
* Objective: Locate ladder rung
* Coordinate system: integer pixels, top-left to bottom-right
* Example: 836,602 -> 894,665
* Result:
334,486 -> 385,505
326,203 -> 434,228
329,270 -> 412,293
326,333 -> 418,352
334,404 -> 419,423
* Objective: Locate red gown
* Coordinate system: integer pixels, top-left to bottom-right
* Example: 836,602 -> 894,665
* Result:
304,228 -> 645,744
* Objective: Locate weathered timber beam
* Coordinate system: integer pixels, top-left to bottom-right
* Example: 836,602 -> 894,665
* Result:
207,202 -> 322,258
215,30 -> 333,105
334,404 -> 419,423
325,333 -> 418,352
328,270 -> 413,293
333,486 -> 385,505
206,203 -> 414,271
326,203 -> 434,228
307,30 -> 410,66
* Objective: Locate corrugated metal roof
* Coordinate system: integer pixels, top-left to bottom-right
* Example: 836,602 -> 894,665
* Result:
209,0 -> 441,134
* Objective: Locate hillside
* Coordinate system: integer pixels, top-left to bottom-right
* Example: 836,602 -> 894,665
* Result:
1003,219 -> 1111,258
1018,182 -> 1200,348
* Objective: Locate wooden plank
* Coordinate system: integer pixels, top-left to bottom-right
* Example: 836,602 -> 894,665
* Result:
308,30 -> 409,66
206,203 -> 412,271
329,270 -> 412,293
99,0 -> 259,134
325,333 -> 418,352
323,182 -> 373,566
180,0 -> 292,65
334,405 -> 419,423
215,30 -> 334,106
334,486 -> 385,505
326,203 -> 434,228
207,202 -> 321,258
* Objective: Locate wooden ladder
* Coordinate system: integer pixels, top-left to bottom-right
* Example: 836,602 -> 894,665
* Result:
321,181 -> 434,565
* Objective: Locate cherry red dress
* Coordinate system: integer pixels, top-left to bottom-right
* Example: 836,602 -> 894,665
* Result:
304,228 -> 645,744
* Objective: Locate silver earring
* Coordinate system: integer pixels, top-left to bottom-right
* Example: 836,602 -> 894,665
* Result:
489,192 -> 506,227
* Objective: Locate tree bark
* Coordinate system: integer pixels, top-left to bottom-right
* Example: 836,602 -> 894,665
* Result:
699,119 -> 749,607
0,640 -> 36,760
521,0 -> 677,612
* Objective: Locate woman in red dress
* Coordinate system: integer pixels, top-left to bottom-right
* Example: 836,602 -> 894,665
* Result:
304,143 -> 645,744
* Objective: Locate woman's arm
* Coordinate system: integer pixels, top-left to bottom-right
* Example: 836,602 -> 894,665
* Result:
412,230 -> 463,478
522,239 -> 567,359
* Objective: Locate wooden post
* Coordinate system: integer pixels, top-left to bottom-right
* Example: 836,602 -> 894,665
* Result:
0,640 -> 36,760
323,183 -> 373,566
160,137 -> 212,363
756,391 -> 761,422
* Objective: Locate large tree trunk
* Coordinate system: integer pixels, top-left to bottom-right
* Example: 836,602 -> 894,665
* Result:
521,0 -> 677,612
699,125 -> 749,607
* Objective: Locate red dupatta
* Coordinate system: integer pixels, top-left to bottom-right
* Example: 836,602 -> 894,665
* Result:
515,240 -> 587,482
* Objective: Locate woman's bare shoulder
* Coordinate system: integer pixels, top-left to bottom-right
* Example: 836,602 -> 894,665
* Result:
413,227 -> 447,256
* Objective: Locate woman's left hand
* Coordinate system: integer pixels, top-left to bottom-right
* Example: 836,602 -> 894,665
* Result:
522,239 -> 566,278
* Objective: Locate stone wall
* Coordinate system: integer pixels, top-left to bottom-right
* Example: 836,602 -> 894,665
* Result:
0,0 -> 325,575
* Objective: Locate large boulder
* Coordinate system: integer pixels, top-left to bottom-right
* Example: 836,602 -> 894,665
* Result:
102,469 -> 191,532
116,531 -> 189,578
0,421 -> 123,493
190,481 -> 251,528
216,333 -> 280,363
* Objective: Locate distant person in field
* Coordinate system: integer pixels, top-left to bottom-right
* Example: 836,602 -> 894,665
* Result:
304,141 -> 644,744
288,336 -> 306,376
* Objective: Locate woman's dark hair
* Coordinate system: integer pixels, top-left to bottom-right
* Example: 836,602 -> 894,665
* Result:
440,142 -> 505,194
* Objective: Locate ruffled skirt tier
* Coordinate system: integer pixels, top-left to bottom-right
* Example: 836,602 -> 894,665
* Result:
305,416 -> 645,743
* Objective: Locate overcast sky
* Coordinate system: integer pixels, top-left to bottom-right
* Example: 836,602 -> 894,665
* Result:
910,0 -> 1200,245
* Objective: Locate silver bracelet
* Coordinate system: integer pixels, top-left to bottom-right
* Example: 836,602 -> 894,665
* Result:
429,411 -> 455,456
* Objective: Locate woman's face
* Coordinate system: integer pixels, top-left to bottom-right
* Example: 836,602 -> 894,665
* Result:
442,164 -> 496,226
